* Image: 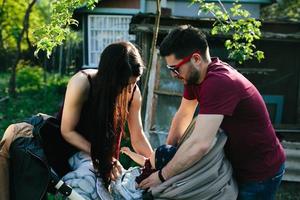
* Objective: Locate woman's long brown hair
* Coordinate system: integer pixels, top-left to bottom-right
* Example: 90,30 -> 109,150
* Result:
89,42 -> 144,186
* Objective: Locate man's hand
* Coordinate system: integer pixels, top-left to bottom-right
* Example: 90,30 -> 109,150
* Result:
110,158 -> 123,181
138,171 -> 161,189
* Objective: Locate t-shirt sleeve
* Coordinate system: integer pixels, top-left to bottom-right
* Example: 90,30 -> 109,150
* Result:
183,85 -> 196,100
199,75 -> 241,116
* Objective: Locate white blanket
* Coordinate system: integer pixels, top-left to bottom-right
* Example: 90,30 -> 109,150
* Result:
62,152 -> 113,200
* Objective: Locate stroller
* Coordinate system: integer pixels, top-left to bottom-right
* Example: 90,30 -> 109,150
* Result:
9,114 -> 85,200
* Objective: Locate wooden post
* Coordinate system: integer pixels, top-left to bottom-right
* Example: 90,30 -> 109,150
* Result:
142,0 -> 161,100
144,48 -> 159,137
298,69 -> 300,124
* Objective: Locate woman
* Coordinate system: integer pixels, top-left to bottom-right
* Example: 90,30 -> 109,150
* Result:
59,41 -> 153,196
0,42 -> 152,200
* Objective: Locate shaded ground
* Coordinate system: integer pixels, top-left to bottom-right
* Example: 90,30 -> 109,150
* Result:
277,181 -> 300,200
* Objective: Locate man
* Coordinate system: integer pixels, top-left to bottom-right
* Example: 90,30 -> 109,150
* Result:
139,25 -> 286,200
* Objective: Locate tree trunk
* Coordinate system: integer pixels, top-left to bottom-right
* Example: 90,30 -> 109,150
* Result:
59,44 -> 63,76
8,0 -> 37,97
0,0 -> 7,49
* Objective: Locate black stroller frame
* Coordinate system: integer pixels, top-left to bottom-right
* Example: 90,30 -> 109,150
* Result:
9,114 -> 85,200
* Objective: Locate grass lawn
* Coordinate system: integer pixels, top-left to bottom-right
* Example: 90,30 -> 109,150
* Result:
0,72 -> 68,135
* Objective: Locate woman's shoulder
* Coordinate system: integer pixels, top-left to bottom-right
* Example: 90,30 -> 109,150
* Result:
70,69 -> 96,83
130,84 -> 142,106
80,68 -> 98,77
67,70 -> 97,97
132,84 -> 141,97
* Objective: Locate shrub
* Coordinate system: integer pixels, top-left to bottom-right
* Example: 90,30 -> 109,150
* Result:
16,61 -> 44,92
0,72 -> 70,136
47,74 -> 69,94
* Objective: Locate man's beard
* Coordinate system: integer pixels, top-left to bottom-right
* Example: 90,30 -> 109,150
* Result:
186,66 -> 200,85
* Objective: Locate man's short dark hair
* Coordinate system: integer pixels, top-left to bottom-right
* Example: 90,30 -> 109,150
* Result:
159,25 -> 208,61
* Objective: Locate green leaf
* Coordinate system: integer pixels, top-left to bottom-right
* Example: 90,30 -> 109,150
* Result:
211,27 -> 218,35
256,51 -> 265,62
193,0 -> 264,64
33,0 -> 99,57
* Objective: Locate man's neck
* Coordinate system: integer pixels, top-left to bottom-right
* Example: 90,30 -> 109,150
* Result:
197,60 -> 210,84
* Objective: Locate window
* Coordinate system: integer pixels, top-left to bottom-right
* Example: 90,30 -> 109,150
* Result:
262,95 -> 284,124
88,15 -> 136,67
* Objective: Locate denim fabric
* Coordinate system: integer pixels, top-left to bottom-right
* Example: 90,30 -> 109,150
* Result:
111,167 -> 144,200
237,163 -> 285,200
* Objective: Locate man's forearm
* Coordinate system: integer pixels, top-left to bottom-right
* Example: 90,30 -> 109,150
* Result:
166,133 -> 180,146
162,114 -> 222,179
162,139 -> 209,179
166,112 -> 193,146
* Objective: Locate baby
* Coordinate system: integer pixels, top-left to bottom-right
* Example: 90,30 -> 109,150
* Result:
110,144 -> 177,200
121,144 -> 177,183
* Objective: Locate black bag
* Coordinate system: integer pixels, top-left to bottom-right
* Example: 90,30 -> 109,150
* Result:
29,114 -> 76,177
10,133 -> 50,200
9,114 -> 79,200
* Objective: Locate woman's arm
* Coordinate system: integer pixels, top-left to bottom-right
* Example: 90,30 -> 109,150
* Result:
60,73 -> 91,154
120,147 -> 147,166
127,86 -> 153,157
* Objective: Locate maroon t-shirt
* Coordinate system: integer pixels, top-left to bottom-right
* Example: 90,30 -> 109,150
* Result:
183,57 -> 285,182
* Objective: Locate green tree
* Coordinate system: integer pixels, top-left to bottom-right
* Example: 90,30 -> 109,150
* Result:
0,0 -> 50,96
9,0 -> 38,97
261,0 -> 300,22
0,0 -> 48,52
192,0 -> 264,64
0,0 -> 98,96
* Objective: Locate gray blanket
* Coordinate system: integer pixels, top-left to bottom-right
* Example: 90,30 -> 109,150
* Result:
150,126 -> 238,200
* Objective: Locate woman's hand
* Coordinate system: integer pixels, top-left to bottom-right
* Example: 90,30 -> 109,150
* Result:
110,158 -> 123,181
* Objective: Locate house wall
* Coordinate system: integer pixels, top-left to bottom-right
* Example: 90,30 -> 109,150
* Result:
77,0 -> 271,67
95,0 -> 140,9
129,14 -> 300,127
243,40 -> 300,124
145,0 -> 261,19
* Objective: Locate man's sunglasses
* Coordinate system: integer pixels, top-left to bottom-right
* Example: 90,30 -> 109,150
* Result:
166,51 -> 200,76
